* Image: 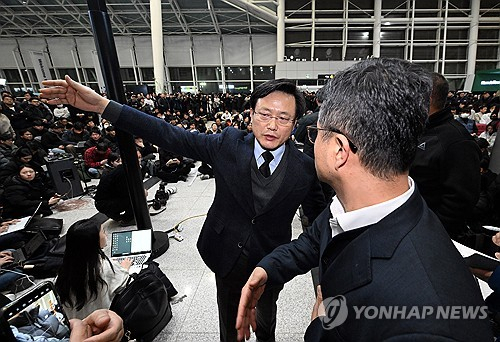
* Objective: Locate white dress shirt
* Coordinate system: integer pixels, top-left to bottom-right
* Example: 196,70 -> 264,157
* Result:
329,177 -> 415,237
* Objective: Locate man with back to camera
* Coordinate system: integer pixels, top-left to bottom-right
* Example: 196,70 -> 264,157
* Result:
40,77 -> 326,342
410,72 -> 481,243
236,58 -> 492,341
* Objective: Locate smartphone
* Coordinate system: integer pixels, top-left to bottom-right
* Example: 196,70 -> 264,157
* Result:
0,281 -> 71,342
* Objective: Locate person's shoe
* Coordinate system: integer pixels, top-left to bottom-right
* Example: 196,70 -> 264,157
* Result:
9,276 -> 35,294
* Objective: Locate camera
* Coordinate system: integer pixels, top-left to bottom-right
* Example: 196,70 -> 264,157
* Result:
150,183 -> 177,210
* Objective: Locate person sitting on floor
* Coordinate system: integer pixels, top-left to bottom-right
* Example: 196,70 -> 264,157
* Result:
0,132 -> 17,168
1,164 -> 60,219
93,151 -> 143,225
55,219 -> 130,319
156,147 -> 194,183
84,142 -> 111,178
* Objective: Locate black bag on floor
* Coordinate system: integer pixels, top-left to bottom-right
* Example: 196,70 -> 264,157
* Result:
22,236 -> 65,278
110,261 -> 175,342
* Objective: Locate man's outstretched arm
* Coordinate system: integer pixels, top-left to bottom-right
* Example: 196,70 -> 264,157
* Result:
41,76 -> 109,114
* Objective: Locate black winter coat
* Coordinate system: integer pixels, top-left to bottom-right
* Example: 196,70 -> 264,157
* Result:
2,175 -> 55,218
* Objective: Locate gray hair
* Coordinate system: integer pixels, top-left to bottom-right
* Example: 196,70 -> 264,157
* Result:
318,58 -> 432,180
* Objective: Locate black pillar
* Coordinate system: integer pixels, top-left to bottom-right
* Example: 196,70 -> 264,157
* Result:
87,0 -> 152,229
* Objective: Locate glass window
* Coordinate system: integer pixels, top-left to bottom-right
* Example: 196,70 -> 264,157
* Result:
446,29 -> 469,40
414,30 -> 437,41
414,62 -> 436,72
380,46 -> 404,59
120,68 -> 136,82
141,68 -> 154,81
348,31 -> 372,41
380,30 -> 405,41
285,47 -> 310,61
444,62 -> 466,74
478,29 -> 499,41
225,67 -> 250,81
477,46 -> 500,60
253,66 -> 274,80
476,62 -> 498,72
169,67 -> 193,81
345,47 -> 372,60
196,67 -> 222,81
448,78 -> 465,91
58,68 -> 79,81
285,31 -> 310,44
315,30 -> 343,41
444,46 -> 467,60
415,0 -> 439,9
85,68 -> 97,82
412,47 -> 436,60
3,69 -> 22,83
315,47 -> 342,61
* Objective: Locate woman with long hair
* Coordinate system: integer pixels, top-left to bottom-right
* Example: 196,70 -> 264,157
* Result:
55,219 -> 131,319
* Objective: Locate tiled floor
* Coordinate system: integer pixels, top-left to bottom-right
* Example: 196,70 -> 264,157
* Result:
48,166 -> 316,341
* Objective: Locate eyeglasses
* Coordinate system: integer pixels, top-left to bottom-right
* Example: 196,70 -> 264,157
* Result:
252,110 -> 295,126
307,125 -> 358,153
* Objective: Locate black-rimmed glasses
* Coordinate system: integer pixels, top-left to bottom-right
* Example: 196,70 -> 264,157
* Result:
306,125 -> 358,153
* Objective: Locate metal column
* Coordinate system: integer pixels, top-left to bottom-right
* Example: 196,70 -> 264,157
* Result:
150,0 -> 165,94
277,0 -> 285,62
373,0 -> 381,58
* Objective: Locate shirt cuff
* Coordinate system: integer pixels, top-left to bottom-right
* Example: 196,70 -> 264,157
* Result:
102,100 -> 123,123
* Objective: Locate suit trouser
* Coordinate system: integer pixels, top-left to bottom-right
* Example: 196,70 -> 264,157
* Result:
215,252 -> 284,342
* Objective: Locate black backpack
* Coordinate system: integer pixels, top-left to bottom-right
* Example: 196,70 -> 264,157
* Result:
110,261 -> 176,342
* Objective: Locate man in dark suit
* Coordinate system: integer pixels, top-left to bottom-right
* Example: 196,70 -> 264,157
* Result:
236,58 -> 492,341
40,78 -> 326,342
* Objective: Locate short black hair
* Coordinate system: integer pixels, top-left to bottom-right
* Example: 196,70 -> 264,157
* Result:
430,72 -> 449,110
249,79 -> 305,120
73,122 -> 84,130
107,152 -> 121,164
15,147 -> 33,158
96,142 -> 108,152
90,127 -> 101,135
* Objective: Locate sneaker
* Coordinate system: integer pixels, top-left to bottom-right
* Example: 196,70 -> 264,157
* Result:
9,276 -> 35,294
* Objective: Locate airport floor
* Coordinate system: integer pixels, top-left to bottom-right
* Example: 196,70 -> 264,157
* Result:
46,165 -> 316,341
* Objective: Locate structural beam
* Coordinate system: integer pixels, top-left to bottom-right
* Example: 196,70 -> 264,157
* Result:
207,0 -> 221,35
222,0 -> 277,26
170,0 -> 191,35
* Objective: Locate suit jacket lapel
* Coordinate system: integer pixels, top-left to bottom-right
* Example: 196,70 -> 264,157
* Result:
235,134 -> 256,217
321,227 -> 373,295
320,189 -> 425,295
